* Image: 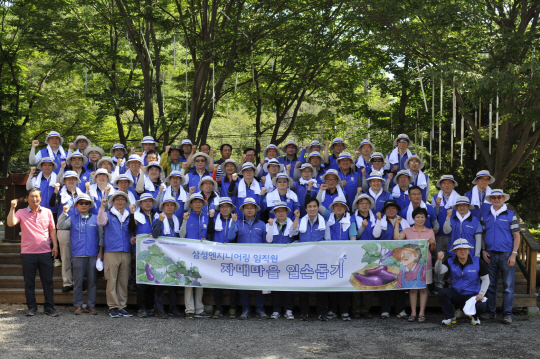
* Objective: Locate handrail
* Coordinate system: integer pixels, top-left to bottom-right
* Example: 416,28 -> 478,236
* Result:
509,205 -> 539,295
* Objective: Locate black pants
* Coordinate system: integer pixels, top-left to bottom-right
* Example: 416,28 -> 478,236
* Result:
352,292 -> 374,314
272,291 -> 294,312
214,289 -> 239,312
299,292 -> 328,315
128,254 -> 136,288
21,253 -> 55,310
154,286 -> 178,312
380,290 -> 406,314
137,284 -> 155,310
438,288 -> 487,319
328,292 -> 351,314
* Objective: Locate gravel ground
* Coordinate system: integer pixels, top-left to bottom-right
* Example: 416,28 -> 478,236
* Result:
0,304 -> 539,359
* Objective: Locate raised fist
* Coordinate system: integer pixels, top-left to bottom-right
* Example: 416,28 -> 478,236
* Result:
242,154 -> 246,161
31,140 -> 39,148
105,185 -> 112,193
182,162 -> 190,169
294,210 -> 300,218
325,140 -> 330,146
340,180 -> 347,188
130,147 -> 136,154
69,143 -> 74,150
436,197 -> 442,206
376,212 -> 382,221
191,145 -> 197,152
129,204 -> 136,214
189,186 -> 196,194
63,204 -> 70,213
90,172 -> 95,178
232,173 -> 238,181
286,164 -> 291,173
232,213 -> 237,222
209,209 -> 215,217
361,168 -> 366,177
259,159 -> 265,167
260,187 -> 267,196
54,183 -> 61,193
447,208 -> 453,217
320,184 -> 328,191
362,219 -> 368,228
438,251 -> 445,262
165,145 -> 171,153
304,145 -> 309,150
307,181 -> 314,190
354,151 -> 360,158
159,183 -> 166,193
387,173 -> 394,181
295,161 -> 301,168
101,197 -> 108,208
268,218 -> 274,227
183,212 -> 190,221
211,150 -> 216,157
261,176 -> 266,185
60,161 -> 66,169
159,212 -> 166,221
395,217 -> 402,224
85,182 -> 91,190
11,199 -> 18,209
30,167 -> 36,174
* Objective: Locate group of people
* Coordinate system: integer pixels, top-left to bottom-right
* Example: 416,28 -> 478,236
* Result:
6,131 -> 520,325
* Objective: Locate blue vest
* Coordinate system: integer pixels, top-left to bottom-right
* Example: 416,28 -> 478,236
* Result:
394,190 -> 411,212
483,209 -> 515,252
271,222 -> 294,244
69,212 -> 99,257
57,189 -> 79,220
328,154 -> 339,170
398,204 -> 437,229
212,216 -> 234,243
185,211 -> 209,240
236,218 -> 265,243
90,187 -> 107,215
314,167 -> 326,185
102,211 -> 132,253
76,168 -> 91,192
36,175 -> 58,213
410,174 -> 429,203
366,190 -> 392,214
265,192 -> 296,221
446,215 -> 481,256
164,188 -> 186,220
321,189 -> 340,212
293,181 -> 317,218
464,190 -> 492,221
328,217 -> 350,241
234,181 -> 262,221
278,155 -> 300,177
38,148 -> 65,174
134,211 -> 155,253
351,215 -> 376,241
356,163 -> 372,176
432,193 -> 457,230
157,218 -> 180,238
337,170 -> 360,207
448,256 -> 481,296
187,169 -> 211,192
378,219 -> 407,241
298,217 -> 326,242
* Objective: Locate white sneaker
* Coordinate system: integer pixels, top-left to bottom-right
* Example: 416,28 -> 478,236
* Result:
441,317 -> 457,325
396,310 -> 408,319
54,259 -> 62,267
270,312 -> 280,319
470,316 -> 481,325
454,309 -> 465,318
284,310 -> 294,320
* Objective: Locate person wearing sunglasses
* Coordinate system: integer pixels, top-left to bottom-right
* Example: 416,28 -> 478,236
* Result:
184,152 -> 213,191
386,134 -> 415,190
57,194 -> 101,316
481,189 -> 520,325
278,140 -> 302,177
360,152 -> 392,193
262,173 -> 299,221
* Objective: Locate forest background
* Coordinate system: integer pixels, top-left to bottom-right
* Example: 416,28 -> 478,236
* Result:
1,0 -> 540,228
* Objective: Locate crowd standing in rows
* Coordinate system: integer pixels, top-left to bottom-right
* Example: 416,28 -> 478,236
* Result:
6,131 -> 520,325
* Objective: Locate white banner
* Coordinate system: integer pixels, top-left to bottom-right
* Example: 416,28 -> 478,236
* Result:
136,236 -> 429,291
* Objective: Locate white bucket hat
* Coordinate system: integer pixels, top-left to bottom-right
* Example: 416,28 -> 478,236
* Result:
352,194 -> 375,210
472,170 -> 495,185
485,189 -> 510,202
198,175 -> 218,192
219,159 -> 241,174
436,175 -> 458,188
404,155 -> 425,170
190,152 -> 212,168
45,131 -> 64,145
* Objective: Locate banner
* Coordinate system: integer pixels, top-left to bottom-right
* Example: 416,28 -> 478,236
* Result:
136,236 -> 429,291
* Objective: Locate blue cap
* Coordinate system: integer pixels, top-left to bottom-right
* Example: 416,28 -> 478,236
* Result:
75,193 -> 95,207
126,154 -> 143,164
186,193 -> 208,210
45,131 -> 64,145
272,173 -> 293,187
366,171 -> 386,183
263,144 -> 281,158
110,143 -> 128,155
436,174 -> 458,188
139,136 -> 157,146
321,169 -> 340,183
113,174 -> 134,188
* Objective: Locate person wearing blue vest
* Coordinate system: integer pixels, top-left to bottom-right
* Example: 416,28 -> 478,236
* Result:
29,131 -> 67,173
292,163 -> 318,218
404,155 -> 430,203
179,193 -> 211,319
298,140 -> 325,164
50,170 -> 84,289
324,137 -> 347,171
97,191 -> 134,318
350,194 -> 376,320
298,151 -> 326,184
197,176 -> 220,216
135,161 -> 166,199
431,174 -> 460,293
150,197 -> 181,320
322,197 -> 353,320
57,194 -> 101,315
260,158 -> 284,192
218,159 -> 241,201
278,140 -> 301,177
266,202 -> 300,320
122,154 -> 143,192
60,151 -> 90,191
372,200 -> 410,319
207,197 -> 239,319
185,152 -> 212,191
386,134 -> 414,190
139,136 -> 160,165
110,143 -> 128,173
435,239 -> 490,325
442,196 -> 483,258
113,174 -> 138,205
464,170 -> 495,221
363,171 -> 392,214
26,158 -> 59,217
316,169 -> 346,217
228,162 -> 267,221
84,146 -> 104,173
297,197 -> 328,321
128,193 -> 158,318
87,169 -> 114,215
354,139 -> 375,175
230,198 -> 268,320
96,157 -> 116,178
68,135 -> 91,161
398,186 -> 438,230
481,189 -> 520,325
256,144 -> 281,178
158,171 -> 187,220
360,152 -> 393,192
336,152 -> 362,207
262,173 -> 300,221
392,170 -> 413,211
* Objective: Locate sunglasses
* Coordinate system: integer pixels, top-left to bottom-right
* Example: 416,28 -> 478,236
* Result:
78,201 -> 92,205
397,140 -> 409,143
371,159 -> 383,162
490,196 -> 504,199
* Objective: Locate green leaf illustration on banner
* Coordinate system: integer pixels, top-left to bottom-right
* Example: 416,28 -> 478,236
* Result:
137,273 -> 149,282
184,277 -> 192,285
177,260 -> 187,268
148,244 -> 163,256
163,256 -> 175,266
153,271 -> 166,282
177,276 -> 187,285
147,255 -> 167,269
138,250 -> 152,261
137,260 -> 146,270
164,276 -> 176,283
361,242 -> 382,264
191,281 -> 202,286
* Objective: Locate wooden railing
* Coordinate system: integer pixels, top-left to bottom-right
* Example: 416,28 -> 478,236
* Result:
511,205 -> 540,295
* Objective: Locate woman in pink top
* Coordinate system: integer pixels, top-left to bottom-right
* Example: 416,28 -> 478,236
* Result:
394,207 -> 435,323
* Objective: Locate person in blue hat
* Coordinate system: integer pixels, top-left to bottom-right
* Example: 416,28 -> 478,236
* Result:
315,169 -> 345,216
360,153 -> 392,191
259,158 -> 285,192
138,136 -> 160,165
386,134 -> 415,189
135,161 -> 166,199
96,157 -> 116,177
481,189 -> 520,325
217,159 -> 241,201
279,140 -> 301,177
266,202 -> 300,320
70,135 -> 92,157
300,151 -> 326,184
110,143 -> 128,173
113,174 -> 138,205
398,186 -> 438,231
122,154 -> 143,191
362,171 -> 393,214
335,152 -> 362,207
58,150 -> 90,191
178,139 -> 194,163
292,163 -> 318,218
464,170 -> 495,221
84,146 -> 105,173
442,196 -> 483,259
227,162 -> 267,221
29,131 -> 67,173
435,239 -> 490,326
87,169 -> 114,215
256,144 -> 281,177
392,170 -> 413,211
26,158 -> 60,218
262,173 -> 299,221
207,197 -> 239,319
354,139 -> 375,173
404,155 -> 430,203
184,152 -> 213,190
128,194 -> 158,318
197,176 -> 220,216
298,140 -> 325,164
57,194 -> 100,315
158,171 -> 186,220
324,138 -> 348,171
230,198 -> 268,320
